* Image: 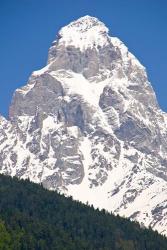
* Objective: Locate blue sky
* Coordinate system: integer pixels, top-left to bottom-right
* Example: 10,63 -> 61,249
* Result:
0,0 -> 167,117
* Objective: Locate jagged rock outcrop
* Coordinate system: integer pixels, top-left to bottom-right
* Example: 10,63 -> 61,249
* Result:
1,15 -> 167,235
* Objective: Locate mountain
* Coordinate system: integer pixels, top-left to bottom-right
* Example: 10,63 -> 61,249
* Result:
0,15 -> 167,235
0,174 -> 167,250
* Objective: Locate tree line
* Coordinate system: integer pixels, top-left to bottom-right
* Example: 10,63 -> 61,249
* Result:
0,174 -> 166,249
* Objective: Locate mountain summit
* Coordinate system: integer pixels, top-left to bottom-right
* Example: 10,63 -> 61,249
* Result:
56,15 -> 109,51
1,16 -> 167,235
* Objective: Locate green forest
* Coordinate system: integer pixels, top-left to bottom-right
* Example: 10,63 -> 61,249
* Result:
0,174 -> 166,250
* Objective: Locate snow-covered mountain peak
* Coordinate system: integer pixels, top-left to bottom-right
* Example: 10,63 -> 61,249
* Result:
1,16 -> 167,236
60,15 -> 108,33
53,15 -> 109,52
47,16 -> 147,83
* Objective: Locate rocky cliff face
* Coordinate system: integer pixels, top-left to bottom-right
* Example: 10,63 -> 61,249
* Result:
1,16 -> 167,235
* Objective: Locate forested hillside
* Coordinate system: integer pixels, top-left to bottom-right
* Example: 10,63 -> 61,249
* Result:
0,174 -> 166,250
